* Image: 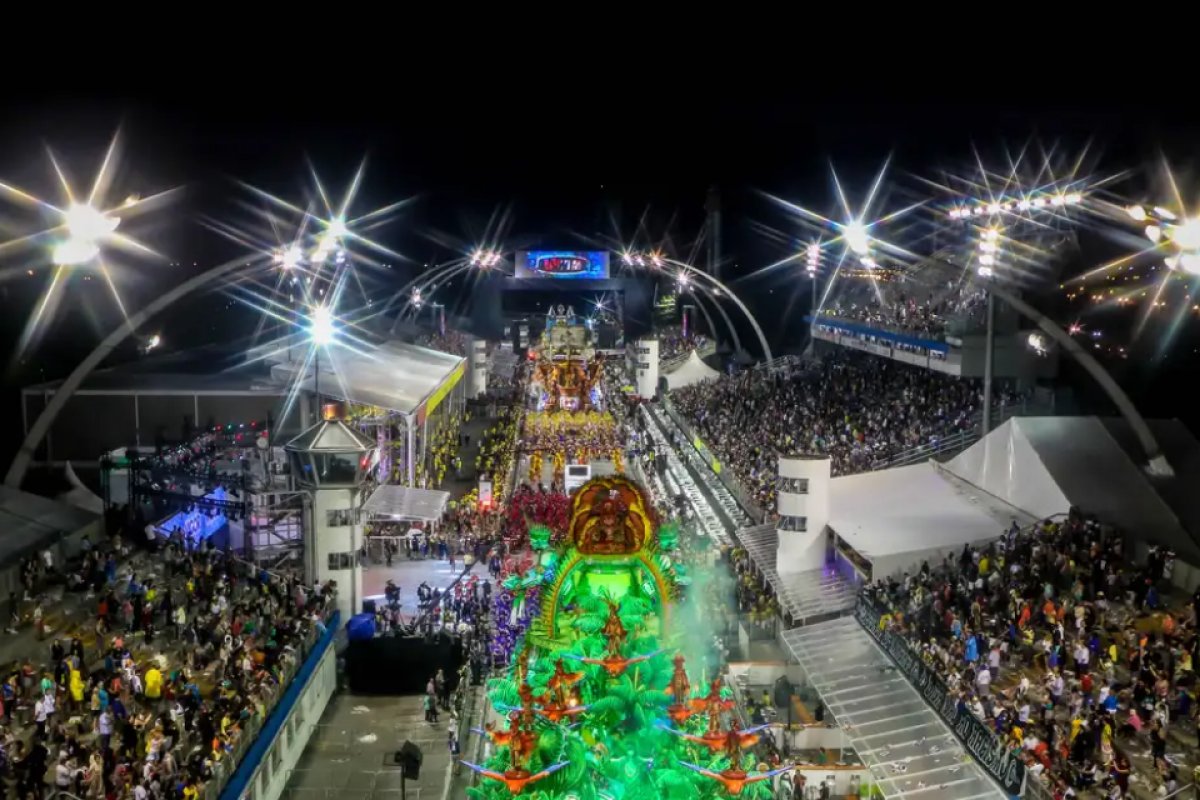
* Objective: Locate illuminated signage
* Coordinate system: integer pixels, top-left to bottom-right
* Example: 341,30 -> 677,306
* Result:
515,250 -> 609,280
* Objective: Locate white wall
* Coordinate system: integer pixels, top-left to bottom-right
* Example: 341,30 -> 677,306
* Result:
310,488 -> 364,621
776,457 -> 831,573
467,337 -> 488,399
246,644 -> 338,800
634,339 -> 659,398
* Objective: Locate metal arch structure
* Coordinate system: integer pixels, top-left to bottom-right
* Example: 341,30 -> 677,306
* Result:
986,283 -> 1173,477
664,257 -> 773,363
685,283 -> 743,356
5,255 -> 263,489
684,290 -> 725,351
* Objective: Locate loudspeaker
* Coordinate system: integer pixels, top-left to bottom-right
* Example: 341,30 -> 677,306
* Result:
396,740 -> 422,779
362,599 -> 377,615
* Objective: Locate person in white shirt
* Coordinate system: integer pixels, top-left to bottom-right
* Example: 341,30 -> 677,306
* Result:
34,695 -> 50,736
54,754 -> 74,789
976,665 -> 992,695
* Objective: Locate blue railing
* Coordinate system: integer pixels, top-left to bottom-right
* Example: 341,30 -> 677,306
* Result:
805,315 -> 951,354
218,610 -> 341,800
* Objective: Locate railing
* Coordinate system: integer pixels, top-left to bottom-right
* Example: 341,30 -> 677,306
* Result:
659,340 -> 718,372
868,399 -> 1047,470
755,353 -> 803,372
658,397 -> 767,525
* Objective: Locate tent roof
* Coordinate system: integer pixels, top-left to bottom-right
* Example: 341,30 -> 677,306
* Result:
665,350 -> 720,390
0,486 -> 100,564
943,416 -> 1200,564
265,338 -> 465,417
285,420 -> 376,453
828,462 -> 1022,560
362,485 -> 450,522
25,334 -> 465,416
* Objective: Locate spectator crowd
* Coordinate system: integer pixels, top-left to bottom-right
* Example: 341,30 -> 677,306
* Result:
822,285 -> 989,340
672,353 -> 991,512
864,509 -> 1194,799
657,325 -> 710,362
0,529 -> 335,800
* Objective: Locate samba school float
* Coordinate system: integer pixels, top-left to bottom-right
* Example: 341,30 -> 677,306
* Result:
464,475 -> 794,799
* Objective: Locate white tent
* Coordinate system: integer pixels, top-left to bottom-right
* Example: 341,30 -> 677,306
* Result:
943,416 -> 1200,565
827,461 -> 1030,580
264,337 -> 465,416
665,350 -> 720,390
361,484 -> 450,522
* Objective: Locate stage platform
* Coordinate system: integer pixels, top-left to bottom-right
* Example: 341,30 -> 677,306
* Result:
781,618 -> 1007,800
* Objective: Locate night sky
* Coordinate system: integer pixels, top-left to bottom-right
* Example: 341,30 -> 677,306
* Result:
2,92 -> 1199,461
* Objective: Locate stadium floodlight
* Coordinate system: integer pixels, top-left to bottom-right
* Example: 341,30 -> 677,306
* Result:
326,216 -> 348,239
279,245 -> 303,270
53,203 -> 121,265
65,203 -> 120,241
1145,225 -> 1162,243
1171,218 -> 1200,251
146,334 -> 161,350
1180,253 -> 1200,276
950,191 -> 1085,221
53,238 -> 101,266
470,249 -> 501,268
308,304 -> 336,345
676,272 -> 690,288
1127,205 -> 1148,222
843,220 -> 870,256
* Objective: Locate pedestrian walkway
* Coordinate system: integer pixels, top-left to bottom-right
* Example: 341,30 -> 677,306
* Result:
782,617 -> 1008,800
283,693 -> 452,800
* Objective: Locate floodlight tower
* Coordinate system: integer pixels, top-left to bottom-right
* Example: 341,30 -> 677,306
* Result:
285,416 -> 377,623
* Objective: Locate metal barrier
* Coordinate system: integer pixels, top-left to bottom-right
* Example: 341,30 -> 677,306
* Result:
868,400 -> 1048,470
659,397 -> 767,525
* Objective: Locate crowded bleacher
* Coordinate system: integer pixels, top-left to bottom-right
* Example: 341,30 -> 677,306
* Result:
0,528 -> 333,800
671,353 -> 994,511
820,289 -> 988,340
414,329 -> 469,357
657,325 -> 710,361
863,509 -> 1194,799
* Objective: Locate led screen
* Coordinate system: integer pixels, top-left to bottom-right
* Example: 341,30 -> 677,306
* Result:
515,250 -> 609,280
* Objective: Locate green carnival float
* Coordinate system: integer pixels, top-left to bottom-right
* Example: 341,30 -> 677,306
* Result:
464,475 -> 792,800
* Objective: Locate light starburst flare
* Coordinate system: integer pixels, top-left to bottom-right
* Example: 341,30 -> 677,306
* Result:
0,131 -> 174,358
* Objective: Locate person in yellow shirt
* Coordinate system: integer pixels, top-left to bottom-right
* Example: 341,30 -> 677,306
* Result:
144,666 -> 162,700
69,666 -> 85,710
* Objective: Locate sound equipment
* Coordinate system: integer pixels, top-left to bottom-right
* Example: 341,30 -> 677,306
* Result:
362,599 -> 377,614
396,740 -> 422,778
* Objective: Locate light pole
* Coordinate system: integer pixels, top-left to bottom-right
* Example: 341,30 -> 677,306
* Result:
308,304 -> 336,421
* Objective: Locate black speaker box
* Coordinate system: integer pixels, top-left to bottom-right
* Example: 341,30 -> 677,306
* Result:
396,740 -> 422,779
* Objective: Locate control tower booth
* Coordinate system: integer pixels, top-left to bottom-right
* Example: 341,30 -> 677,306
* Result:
285,418 -> 377,622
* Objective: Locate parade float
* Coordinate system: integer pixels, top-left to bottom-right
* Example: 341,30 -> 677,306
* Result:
522,310 -> 623,484
466,475 -> 791,800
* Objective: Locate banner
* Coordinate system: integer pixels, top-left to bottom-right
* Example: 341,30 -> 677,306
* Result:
854,595 -> 1026,798
416,361 -> 466,425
